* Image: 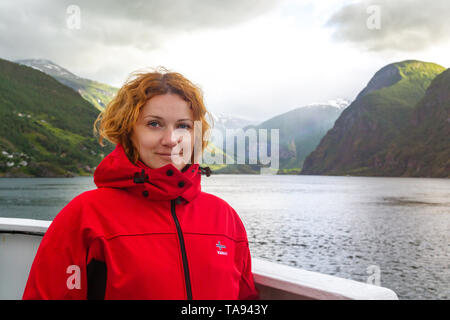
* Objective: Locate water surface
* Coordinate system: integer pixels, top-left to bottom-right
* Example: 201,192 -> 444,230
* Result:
1,175 -> 449,299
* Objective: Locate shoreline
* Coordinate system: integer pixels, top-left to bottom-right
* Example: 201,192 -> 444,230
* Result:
1,172 -> 448,179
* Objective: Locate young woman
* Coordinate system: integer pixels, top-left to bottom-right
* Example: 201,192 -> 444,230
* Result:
22,68 -> 259,300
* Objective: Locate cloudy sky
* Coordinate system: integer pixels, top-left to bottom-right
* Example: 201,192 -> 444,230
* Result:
1,0 -> 449,121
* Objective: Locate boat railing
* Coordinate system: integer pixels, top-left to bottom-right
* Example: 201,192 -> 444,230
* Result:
0,217 -> 398,300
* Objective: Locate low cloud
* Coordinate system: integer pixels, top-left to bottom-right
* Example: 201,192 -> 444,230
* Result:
0,0 -> 281,77
326,0 -> 450,52
0,0 -> 280,49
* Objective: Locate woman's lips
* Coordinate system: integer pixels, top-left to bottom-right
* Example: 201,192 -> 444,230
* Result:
156,153 -> 183,159
156,153 -> 173,159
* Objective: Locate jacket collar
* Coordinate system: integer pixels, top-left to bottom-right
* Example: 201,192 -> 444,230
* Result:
94,144 -> 202,202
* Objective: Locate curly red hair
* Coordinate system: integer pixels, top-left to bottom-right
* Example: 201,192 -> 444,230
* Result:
94,67 -> 212,164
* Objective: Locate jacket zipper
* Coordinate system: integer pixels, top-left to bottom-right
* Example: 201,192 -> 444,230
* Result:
170,199 -> 193,300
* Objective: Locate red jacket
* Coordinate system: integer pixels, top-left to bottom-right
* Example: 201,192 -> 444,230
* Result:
23,144 -> 259,300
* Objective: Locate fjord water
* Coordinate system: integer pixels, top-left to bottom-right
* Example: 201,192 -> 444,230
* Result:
0,175 -> 449,300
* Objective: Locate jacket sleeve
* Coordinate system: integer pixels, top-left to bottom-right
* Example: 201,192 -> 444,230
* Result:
22,195 -> 92,300
238,242 -> 260,300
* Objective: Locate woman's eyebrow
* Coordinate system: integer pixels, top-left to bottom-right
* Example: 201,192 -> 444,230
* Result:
143,114 -> 163,119
143,115 -> 193,122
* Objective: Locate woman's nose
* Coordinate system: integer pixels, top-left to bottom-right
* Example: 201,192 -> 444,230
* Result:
161,127 -> 182,148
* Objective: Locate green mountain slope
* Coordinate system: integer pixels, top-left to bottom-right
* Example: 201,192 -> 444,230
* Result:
0,58 -> 113,177
372,68 -> 450,177
15,59 -> 118,111
301,60 -> 446,176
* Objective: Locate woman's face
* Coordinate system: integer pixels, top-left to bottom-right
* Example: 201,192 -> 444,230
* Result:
131,94 -> 195,171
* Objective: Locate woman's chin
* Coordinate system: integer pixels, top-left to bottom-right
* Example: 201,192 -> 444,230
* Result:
146,158 -> 185,171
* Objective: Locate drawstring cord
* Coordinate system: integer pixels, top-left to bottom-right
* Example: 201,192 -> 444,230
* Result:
199,166 -> 212,177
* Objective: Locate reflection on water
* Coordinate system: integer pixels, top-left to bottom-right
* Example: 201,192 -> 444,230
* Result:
381,197 -> 443,207
0,175 -> 449,300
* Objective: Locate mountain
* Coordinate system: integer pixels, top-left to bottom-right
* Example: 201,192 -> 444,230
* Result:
307,98 -> 350,111
15,59 -> 118,111
301,60 -> 446,176
209,99 -> 350,174
209,112 -> 257,135
0,58 -> 113,177
205,112 -> 260,173
372,68 -> 450,177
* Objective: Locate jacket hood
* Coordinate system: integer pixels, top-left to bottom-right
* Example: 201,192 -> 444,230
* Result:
94,144 -> 206,202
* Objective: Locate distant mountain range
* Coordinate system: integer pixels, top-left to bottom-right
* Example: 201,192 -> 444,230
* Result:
1,57 -> 447,177
207,99 -> 350,174
301,60 -> 449,178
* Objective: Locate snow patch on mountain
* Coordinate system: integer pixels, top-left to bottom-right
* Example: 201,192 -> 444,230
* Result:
303,98 -> 351,110
15,59 -> 81,80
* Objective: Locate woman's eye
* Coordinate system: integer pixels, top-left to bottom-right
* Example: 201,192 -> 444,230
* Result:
178,123 -> 191,129
147,121 -> 160,128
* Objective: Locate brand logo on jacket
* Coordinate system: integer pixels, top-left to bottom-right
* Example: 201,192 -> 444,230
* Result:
216,241 -> 228,256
